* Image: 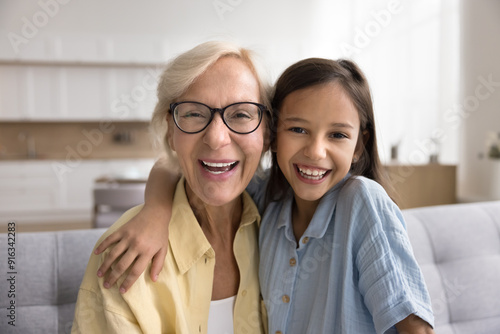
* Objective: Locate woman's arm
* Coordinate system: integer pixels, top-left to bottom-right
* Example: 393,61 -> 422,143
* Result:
94,157 -> 180,293
395,314 -> 434,334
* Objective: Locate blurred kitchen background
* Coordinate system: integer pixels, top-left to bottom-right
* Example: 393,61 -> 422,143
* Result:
0,0 -> 499,232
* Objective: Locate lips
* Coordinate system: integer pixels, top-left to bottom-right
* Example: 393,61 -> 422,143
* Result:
200,160 -> 238,174
296,165 -> 330,180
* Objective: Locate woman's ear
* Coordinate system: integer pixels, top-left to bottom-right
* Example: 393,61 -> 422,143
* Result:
166,114 -> 176,152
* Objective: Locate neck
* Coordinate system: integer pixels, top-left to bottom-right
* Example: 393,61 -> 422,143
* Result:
185,184 -> 242,244
291,196 -> 320,244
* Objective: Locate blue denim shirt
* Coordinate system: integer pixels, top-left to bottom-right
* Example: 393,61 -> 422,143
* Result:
251,174 -> 434,334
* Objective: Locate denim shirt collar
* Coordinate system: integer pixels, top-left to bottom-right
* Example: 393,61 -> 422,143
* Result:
276,173 -> 351,243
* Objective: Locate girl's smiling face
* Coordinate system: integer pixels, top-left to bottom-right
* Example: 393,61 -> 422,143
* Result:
276,82 -> 363,204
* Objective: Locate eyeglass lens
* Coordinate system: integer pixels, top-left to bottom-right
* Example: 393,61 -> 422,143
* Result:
173,102 -> 262,134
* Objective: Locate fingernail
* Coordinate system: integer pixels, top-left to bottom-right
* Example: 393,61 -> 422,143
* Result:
103,282 -> 110,289
119,287 -> 126,294
154,274 -> 159,282
97,271 -> 102,277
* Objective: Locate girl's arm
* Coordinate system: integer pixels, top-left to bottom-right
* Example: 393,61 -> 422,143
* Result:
395,314 -> 434,333
94,157 -> 180,293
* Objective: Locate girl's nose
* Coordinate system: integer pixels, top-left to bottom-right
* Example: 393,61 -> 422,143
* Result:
304,137 -> 327,160
203,114 -> 231,150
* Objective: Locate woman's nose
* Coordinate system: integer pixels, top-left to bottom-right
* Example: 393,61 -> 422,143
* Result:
304,137 -> 327,160
203,114 -> 231,149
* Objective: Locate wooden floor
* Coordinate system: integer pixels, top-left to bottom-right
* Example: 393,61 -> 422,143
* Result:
1,221 -> 92,233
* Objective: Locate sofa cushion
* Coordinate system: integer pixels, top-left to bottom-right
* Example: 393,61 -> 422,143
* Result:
404,201 -> 500,334
0,228 -> 105,334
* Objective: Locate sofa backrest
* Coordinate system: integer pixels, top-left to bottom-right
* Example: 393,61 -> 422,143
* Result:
403,201 -> 500,334
0,228 -> 106,334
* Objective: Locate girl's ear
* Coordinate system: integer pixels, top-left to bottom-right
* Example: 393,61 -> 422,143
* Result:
166,114 -> 176,152
354,130 -> 369,161
270,139 -> 277,153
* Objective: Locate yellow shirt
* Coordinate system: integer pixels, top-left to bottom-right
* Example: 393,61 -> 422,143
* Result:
72,178 -> 264,334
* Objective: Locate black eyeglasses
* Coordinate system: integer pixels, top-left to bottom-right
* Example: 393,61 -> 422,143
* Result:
169,101 -> 265,134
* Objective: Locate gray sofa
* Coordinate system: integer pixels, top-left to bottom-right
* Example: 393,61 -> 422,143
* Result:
1,201 -> 499,333
0,228 -> 106,334
404,201 -> 500,333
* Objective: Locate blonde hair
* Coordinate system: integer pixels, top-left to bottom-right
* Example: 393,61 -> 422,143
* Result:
150,41 -> 272,162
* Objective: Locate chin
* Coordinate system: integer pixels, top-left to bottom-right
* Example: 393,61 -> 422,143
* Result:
203,191 -> 240,207
295,190 -> 326,203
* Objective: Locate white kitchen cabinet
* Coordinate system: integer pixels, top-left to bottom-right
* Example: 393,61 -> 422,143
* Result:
0,159 -> 154,226
0,161 -> 62,211
0,32 -> 164,121
0,66 -> 28,119
0,62 -> 159,121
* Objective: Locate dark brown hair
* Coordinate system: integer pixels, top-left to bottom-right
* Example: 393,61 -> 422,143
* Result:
266,58 -> 395,203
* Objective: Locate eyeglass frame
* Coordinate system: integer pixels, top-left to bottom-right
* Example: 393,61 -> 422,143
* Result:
169,101 -> 266,134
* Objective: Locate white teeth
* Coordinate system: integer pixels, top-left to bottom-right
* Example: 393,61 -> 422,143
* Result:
201,161 -> 237,174
298,167 -> 327,177
297,166 -> 328,180
203,161 -> 235,167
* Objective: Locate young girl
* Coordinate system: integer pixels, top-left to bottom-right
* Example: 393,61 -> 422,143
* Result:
96,58 -> 434,333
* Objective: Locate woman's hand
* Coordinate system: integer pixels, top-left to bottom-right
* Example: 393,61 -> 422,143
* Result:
95,203 -> 170,293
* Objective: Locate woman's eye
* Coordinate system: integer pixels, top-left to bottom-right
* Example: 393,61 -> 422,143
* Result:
232,111 -> 252,119
182,111 -> 205,118
289,127 -> 306,134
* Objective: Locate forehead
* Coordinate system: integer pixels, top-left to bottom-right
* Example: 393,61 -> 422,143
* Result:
281,83 -> 360,126
181,56 -> 260,105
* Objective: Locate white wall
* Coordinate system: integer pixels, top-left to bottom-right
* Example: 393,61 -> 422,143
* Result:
458,0 -> 500,201
0,0 -> 319,75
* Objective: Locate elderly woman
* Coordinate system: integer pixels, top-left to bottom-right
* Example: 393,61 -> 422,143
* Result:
72,41 -> 271,333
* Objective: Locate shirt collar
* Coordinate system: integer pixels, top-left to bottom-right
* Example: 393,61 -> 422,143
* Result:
169,177 -> 260,274
276,173 -> 351,241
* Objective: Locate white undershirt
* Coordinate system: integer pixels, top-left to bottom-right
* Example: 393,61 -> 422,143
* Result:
207,295 -> 236,334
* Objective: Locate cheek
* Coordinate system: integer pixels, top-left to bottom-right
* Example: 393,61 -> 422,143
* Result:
240,132 -> 265,163
171,134 -> 195,166
275,140 -> 291,171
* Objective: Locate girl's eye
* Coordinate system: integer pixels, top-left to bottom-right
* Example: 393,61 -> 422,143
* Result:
331,132 -> 348,139
289,127 -> 306,134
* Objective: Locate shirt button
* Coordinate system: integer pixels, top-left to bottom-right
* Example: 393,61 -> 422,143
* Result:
289,258 -> 296,266
241,290 -> 247,296
302,237 -> 309,244
282,295 -> 290,303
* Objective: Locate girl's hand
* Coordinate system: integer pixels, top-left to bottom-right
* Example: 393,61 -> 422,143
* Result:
93,156 -> 179,293
94,203 -> 170,293
395,314 -> 434,334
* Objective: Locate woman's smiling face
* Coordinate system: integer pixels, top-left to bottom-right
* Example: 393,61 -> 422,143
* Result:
168,56 -> 267,207
276,82 -> 362,204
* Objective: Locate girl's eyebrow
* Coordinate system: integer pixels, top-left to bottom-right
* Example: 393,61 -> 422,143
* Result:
282,117 -> 354,129
281,116 -> 307,123
330,122 -> 354,129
